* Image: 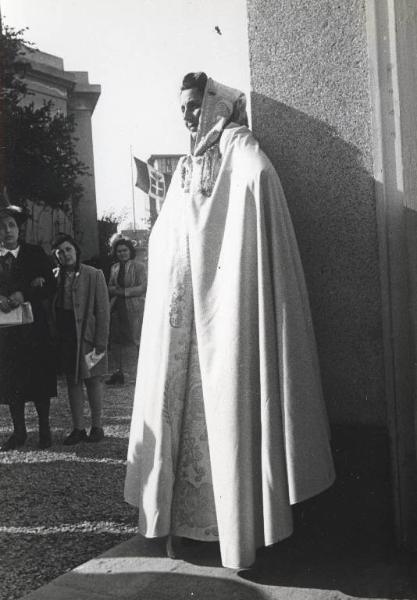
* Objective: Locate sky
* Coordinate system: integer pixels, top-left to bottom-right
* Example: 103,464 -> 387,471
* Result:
1,0 -> 251,228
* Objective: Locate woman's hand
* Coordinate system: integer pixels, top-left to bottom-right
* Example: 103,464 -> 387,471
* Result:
8,291 -> 24,308
109,286 -> 125,297
31,276 -> 46,288
0,295 -> 11,313
108,286 -> 118,298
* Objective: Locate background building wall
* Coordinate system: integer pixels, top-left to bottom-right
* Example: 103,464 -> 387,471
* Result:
68,72 -> 101,259
247,0 -> 385,425
22,49 -> 101,259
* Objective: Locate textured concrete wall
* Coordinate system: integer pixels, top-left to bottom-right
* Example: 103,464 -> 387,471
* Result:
247,0 -> 385,425
68,105 -> 99,259
22,49 -> 71,115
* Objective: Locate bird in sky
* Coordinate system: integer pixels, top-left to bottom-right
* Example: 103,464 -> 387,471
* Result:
215,25 -> 222,35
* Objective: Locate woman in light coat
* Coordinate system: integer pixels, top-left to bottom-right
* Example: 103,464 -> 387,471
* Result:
106,236 -> 147,385
53,233 -> 110,445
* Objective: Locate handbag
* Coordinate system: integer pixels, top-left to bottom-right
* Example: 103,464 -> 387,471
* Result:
0,302 -> 34,327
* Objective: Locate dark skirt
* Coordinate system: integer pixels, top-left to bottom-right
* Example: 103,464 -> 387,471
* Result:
0,314 -> 57,406
111,298 -> 130,344
56,308 -> 77,379
110,297 -> 143,347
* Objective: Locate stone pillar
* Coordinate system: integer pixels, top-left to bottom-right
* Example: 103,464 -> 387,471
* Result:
68,72 -> 101,260
365,0 -> 417,550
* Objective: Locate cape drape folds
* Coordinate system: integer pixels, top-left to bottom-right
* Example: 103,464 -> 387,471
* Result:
125,124 -> 335,569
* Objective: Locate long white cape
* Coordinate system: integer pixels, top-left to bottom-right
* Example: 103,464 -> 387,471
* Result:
125,124 -> 335,568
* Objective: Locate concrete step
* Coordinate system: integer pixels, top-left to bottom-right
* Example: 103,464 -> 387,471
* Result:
19,532 -> 416,600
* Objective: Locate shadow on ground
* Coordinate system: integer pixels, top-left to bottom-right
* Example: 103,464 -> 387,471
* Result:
26,570 -> 268,600
238,425 -> 417,600
169,425 -> 416,599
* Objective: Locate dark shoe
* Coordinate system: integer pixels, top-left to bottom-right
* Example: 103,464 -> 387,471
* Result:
87,427 -> 105,443
63,428 -> 87,446
105,370 -> 125,385
1,432 -> 27,451
38,431 -> 52,450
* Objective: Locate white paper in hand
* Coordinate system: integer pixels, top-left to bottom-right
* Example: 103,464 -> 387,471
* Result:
85,349 -> 105,370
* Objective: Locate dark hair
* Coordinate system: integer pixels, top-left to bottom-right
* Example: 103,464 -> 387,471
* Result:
112,237 -> 136,261
180,72 -> 208,95
0,205 -> 28,228
52,233 -> 81,271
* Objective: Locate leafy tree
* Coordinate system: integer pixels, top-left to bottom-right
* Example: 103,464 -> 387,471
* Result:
0,23 -> 89,208
98,210 -> 122,256
87,211 -> 123,280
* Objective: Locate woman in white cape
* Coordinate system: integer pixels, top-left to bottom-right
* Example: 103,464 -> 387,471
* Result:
125,72 -> 335,569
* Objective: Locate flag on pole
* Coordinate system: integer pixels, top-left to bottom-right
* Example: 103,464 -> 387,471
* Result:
134,157 -> 167,212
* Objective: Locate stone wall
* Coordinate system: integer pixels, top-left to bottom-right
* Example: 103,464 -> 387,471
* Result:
24,200 -> 73,254
247,0 -> 385,425
22,49 -> 101,259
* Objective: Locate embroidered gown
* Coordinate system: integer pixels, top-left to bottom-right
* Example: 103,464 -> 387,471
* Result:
125,78 -> 335,568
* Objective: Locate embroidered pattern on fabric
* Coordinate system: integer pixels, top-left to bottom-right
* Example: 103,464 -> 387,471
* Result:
200,144 -> 221,197
180,157 -> 193,194
162,331 -> 188,430
169,284 -> 186,328
156,209 -> 217,539
171,327 -> 218,539
173,481 -> 218,531
180,144 -> 221,198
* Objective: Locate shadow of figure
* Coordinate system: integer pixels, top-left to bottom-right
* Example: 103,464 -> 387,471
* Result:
251,93 -> 385,427
124,421 -> 157,531
243,95 -> 417,598
30,566 -> 269,600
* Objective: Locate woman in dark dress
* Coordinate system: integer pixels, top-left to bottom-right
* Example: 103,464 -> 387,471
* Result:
0,205 -> 57,451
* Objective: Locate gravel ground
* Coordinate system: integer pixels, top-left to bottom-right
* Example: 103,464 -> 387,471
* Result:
0,350 -> 139,600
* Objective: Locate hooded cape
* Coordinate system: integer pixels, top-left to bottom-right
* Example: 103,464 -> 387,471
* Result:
125,78 -> 335,569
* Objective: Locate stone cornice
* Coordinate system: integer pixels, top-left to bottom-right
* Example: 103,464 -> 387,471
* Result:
68,87 -> 101,113
22,50 -> 101,114
24,59 -> 76,93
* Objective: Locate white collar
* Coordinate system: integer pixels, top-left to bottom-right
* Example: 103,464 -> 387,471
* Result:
0,245 -> 20,258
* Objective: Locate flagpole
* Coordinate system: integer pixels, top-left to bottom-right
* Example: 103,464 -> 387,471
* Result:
130,145 -> 137,231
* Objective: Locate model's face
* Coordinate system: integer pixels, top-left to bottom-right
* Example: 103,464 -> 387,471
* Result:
180,88 -> 203,138
0,216 -> 19,250
116,244 -> 130,263
56,241 -> 77,267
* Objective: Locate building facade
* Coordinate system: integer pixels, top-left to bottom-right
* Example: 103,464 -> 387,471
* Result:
147,154 -> 182,221
22,47 -> 101,258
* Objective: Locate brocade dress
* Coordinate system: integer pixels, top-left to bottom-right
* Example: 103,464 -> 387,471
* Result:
125,78 -> 335,569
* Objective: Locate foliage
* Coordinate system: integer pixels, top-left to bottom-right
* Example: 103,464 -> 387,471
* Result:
139,215 -> 153,231
98,211 -> 121,253
0,23 -> 89,208
99,209 -> 125,226
5,101 -> 89,207
94,211 -> 122,280
0,24 -> 30,106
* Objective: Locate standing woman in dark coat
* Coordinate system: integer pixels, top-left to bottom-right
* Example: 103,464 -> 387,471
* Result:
0,206 -> 57,451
